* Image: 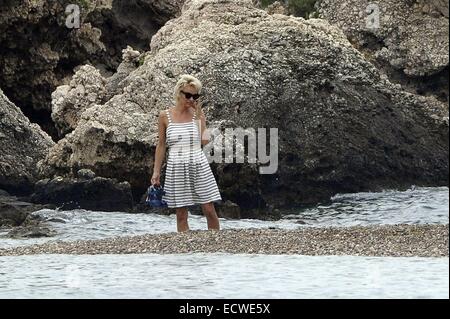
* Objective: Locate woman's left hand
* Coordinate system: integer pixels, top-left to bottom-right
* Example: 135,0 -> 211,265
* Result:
191,100 -> 202,120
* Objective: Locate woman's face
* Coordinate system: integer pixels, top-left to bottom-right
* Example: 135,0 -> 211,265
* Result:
178,85 -> 199,109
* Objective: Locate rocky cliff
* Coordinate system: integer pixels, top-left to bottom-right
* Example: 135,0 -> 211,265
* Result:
0,0 -> 183,139
317,0 -> 449,102
32,0 -> 448,217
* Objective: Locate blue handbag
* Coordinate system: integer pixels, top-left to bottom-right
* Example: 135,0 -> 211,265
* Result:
145,185 -> 168,208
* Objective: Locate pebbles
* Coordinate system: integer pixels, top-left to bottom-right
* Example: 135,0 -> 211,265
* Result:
0,224 -> 447,257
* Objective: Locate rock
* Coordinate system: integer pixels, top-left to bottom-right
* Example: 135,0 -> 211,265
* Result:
421,0 -> 449,18
0,191 -> 56,227
51,47 -> 149,138
51,65 -> 107,136
216,200 -> 241,219
6,225 -> 57,238
37,0 -> 448,218
0,0 -> 184,138
0,88 -> 55,195
265,1 -> 289,15
104,46 -> 145,100
30,176 -> 134,212
0,189 -> 10,197
37,97 -> 155,200
77,169 -> 96,180
0,203 -> 28,227
317,0 -> 449,102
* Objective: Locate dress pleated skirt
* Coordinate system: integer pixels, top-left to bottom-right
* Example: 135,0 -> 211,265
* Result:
163,148 -> 222,208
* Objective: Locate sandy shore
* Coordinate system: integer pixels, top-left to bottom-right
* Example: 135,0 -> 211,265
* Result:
0,224 -> 448,257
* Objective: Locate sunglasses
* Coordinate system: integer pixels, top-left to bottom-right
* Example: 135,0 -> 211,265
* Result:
181,91 -> 201,100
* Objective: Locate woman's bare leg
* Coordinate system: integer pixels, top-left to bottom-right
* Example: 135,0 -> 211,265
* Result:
176,207 -> 189,232
201,202 -> 220,230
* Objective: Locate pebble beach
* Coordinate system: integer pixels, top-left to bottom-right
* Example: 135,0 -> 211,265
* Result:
1,224 -> 448,257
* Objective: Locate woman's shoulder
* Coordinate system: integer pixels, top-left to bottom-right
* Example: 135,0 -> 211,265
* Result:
158,109 -> 169,128
159,107 -> 172,117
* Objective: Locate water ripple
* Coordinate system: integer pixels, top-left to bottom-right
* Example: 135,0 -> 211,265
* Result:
0,253 -> 447,298
0,186 -> 447,249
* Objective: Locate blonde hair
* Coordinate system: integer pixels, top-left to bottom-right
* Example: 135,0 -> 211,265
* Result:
173,74 -> 203,101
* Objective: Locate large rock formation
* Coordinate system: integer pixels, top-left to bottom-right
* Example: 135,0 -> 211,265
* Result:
51,64 -> 108,136
0,0 -> 183,139
317,0 -> 449,102
0,0 -> 105,138
37,0 -> 448,217
0,88 -> 55,195
51,46 -> 144,136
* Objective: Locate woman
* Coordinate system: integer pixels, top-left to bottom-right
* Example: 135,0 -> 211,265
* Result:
151,74 -> 222,232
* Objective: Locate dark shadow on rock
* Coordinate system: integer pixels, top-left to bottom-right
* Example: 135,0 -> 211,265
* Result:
30,175 -> 134,212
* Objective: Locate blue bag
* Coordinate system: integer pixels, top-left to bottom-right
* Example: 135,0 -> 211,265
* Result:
145,185 -> 168,208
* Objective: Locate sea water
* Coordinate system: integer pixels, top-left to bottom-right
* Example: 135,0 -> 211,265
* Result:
0,186 -> 448,298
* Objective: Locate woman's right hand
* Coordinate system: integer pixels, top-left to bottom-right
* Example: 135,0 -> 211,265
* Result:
151,172 -> 161,186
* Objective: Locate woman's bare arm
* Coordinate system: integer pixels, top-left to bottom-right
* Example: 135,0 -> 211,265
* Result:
153,111 -> 167,174
199,109 -> 210,146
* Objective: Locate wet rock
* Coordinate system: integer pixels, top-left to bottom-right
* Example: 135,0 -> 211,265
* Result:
0,194 -> 56,226
216,200 -> 241,219
0,202 -> 28,227
6,225 -> 57,239
0,191 -> 57,239
0,189 -> 10,197
30,176 -> 134,212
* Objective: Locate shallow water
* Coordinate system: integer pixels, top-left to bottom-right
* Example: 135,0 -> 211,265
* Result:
0,186 -> 448,299
0,253 -> 447,298
283,186 -> 449,226
0,186 -> 448,249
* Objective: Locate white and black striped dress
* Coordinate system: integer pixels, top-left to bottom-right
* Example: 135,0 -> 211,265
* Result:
162,107 -> 222,208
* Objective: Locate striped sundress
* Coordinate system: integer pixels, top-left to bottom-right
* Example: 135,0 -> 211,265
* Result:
162,107 -> 222,208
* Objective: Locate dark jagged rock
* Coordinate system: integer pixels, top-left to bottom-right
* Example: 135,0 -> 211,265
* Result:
0,202 -> 28,227
0,190 -> 57,238
30,176 -> 134,212
6,225 -> 57,239
0,193 -> 56,226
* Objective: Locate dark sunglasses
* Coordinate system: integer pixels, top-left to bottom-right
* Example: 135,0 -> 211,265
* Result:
181,91 -> 201,100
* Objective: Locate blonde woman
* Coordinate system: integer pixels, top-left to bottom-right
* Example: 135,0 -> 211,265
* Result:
151,74 -> 222,232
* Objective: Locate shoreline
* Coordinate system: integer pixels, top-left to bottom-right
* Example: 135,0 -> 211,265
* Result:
0,224 -> 448,257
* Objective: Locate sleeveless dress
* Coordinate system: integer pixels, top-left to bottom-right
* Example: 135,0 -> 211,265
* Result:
162,107 -> 222,208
